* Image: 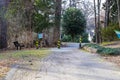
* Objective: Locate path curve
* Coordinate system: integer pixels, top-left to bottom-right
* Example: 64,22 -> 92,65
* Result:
4,45 -> 120,80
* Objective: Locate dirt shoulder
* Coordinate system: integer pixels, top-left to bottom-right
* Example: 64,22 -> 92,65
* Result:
0,49 -> 50,79
102,41 -> 120,67
103,55 -> 120,67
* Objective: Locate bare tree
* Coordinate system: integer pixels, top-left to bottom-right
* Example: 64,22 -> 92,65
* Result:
78,1 -> 94,20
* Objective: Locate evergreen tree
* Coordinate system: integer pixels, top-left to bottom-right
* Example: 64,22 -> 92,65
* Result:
62,8 -> 86,40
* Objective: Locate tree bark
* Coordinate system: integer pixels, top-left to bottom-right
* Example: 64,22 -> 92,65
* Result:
117,0 -> 120,28
69,0 -> 72,7
53,0 -> 62,45
93,0 -> 98,43
97,0 -> 101,43
104,0 -> 110,27
0,0 -> 9,49
93,0 -> 101,43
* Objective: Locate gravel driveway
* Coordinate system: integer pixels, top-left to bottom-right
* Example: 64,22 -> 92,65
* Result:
4,46 -> 120,80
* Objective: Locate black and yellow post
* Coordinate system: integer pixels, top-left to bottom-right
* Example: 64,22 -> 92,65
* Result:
35,40 -> 39,49
79,36 -> 82,49
57,40 -> 61,49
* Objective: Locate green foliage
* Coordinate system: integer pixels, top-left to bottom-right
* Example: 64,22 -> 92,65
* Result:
33,13 -> 50,32
33,0 -> 55,33
101,23 -> 120,41
84,44 -> 120,55
98,48 -> 119,55
103,0 -> 118,22
62,33 -> 89,43
62,35 -> 72,42
5,0 -> 33,30
92,35 -> 96,42
61,34 -> 79,42
6,0 -> 55,33
82,33 -> 89,43
62,7 -> 86,39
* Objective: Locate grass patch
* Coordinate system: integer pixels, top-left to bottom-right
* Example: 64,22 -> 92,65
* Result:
0,49 -> 50,78
100,41 -> 119,46
0,49 -> 50,60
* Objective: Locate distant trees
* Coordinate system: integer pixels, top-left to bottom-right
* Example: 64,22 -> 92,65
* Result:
62,8 -> 86,41
103,0 -> 120,27
2,0 -> 62,47
103,0 -> 118,27
77,0 -> 94,20
101,0 -> 120,42
33,0 -> 62,45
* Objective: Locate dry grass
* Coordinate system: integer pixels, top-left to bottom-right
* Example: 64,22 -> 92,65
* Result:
0,48 -> 50,78
103,55 -> 120,67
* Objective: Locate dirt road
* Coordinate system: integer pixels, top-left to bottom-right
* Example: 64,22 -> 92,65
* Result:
4,45 -> 120,80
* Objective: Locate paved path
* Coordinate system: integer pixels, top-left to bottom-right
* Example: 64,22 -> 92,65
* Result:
4,44 -> 120,80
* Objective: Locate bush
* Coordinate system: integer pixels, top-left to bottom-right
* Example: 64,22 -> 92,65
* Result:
98,48 -> 119,55
62,33 -> 89,43
62,35 -> 72,42
82,33 -> 89,43
101,23 -> 120,41
84,44 -> 120,55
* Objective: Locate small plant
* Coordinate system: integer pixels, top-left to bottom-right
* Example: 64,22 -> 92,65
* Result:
101,23 -> 120,41
84,43 -> 120,55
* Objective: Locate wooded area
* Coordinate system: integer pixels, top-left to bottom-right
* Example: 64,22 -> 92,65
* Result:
0,0 -> 120,49
0,0 -> 62,49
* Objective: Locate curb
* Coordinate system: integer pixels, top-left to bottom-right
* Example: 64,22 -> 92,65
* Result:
3,65 -> 19,80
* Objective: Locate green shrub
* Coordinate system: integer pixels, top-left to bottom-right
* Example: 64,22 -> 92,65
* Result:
101,23 -> 120,41
82,33 -> 89,43
62,34 -> 89,43
62,35 -> 72,42
97,48 -> 119,55
84,43 -> 120,55
84,43 -> 102,49
92,35 -> 96,42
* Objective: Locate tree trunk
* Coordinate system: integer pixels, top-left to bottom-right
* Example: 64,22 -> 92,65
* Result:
93,0 -> 101,43
0,18 -> 7,49
93,0 -> 98,43
0,0 -> 9,49
69,0 -> 72,7
117,0 -> 120,28
104,0 -> 110,27
24,0 -> 34,44
97,0 -> 101,43
53,0 -> 62,45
